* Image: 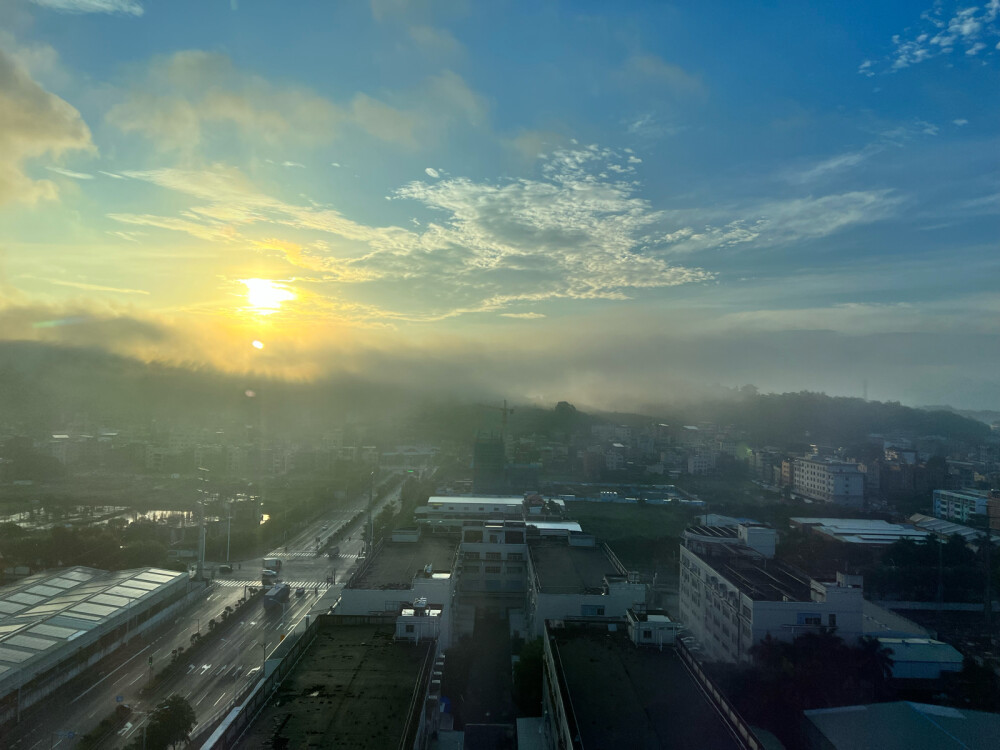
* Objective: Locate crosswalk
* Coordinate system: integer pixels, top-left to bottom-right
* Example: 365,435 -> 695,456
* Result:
215,579 -> 336,589
262,551 -> 360,559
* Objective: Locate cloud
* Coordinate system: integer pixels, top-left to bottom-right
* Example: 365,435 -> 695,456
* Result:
31,277 -> 150,294
869,2 -> 1000,73
106,51 -> 343,153
499,312 -> 545,319
408,25 -> 464,58
46,166 -> 93,179
108,146 -> 716,322
658,191 -> 898,255
99,170 -> 127,179
30,0 -> 143,15
106,51 -> 487,154
424,167 -> 440,178
953,118 -> 969,126
0,48 -> 94,205
106,140 -> 901,324
787,148 -> 878,183
622,54 -> 704,96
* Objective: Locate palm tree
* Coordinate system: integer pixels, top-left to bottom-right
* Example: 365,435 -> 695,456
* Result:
855,636 -> 895,701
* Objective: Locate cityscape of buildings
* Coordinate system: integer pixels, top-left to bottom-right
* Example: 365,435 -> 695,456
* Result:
1,396 -> 999,749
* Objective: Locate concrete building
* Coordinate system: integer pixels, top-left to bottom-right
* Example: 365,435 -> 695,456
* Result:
0,566 -> 193,724
626,608 -> 681,649
234,619 -> 436,750
679,527 -> 865,663
875,637 -> 963,682
789,518 -> 930,547
933,488 -> 990,523
473,436 -> 507,493
687,451 -> 716,475
336,535 -> 458,647
526,536 -> 645,637
682,522 -> 777,558
542,619 -> 743,749
793,458 -> 865,507
413,495 -> 566,533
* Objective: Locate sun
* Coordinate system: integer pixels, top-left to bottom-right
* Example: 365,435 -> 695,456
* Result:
240,278 -> 296,315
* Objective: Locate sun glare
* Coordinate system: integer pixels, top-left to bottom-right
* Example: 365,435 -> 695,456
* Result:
240,278 -> 295,315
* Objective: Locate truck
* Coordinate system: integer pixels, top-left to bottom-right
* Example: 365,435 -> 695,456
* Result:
262,583 -> 290,612
263,557 -> 282,572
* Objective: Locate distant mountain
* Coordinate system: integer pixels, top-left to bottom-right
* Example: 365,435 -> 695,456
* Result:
920,405 -> 1000,427
670,392 -> 992,447
0,342 -> 990,448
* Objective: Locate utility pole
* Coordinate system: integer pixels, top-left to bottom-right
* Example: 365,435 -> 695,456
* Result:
985,491 -> 998,643
196,468 -> 208,582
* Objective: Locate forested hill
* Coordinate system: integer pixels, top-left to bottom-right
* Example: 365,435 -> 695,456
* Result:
0,342 -> 991,447
661,391 -> 991,447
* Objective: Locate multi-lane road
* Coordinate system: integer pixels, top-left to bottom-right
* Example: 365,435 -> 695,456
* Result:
4,477 -> 404,749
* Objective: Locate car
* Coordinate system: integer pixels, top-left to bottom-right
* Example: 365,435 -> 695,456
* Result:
218,564 -> 233,574
295,587 -> 306,597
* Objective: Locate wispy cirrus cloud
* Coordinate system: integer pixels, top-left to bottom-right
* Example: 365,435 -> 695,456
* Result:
30,276 -> 150,295
30,0 -> 143,16
46,166 -> 93,179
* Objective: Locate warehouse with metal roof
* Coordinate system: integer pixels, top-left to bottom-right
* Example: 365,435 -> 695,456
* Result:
0,566 -> 192,724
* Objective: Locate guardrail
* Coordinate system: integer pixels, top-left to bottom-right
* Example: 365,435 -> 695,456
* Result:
674,639 -> 763,750
194,617 -> 320,749
195,614 -> 400,749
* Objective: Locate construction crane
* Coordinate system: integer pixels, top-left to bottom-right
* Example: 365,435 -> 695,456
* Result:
478,399 -> 514,439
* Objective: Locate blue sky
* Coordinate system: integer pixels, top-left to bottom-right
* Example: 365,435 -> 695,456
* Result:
1,0 -> 998,410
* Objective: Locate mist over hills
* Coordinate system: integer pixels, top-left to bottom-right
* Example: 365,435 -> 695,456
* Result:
0,342 -> 991,450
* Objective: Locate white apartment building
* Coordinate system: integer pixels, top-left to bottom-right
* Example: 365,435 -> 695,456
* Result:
793,458 -> 864,507
678,529 -> 864,663
932,488 -> 990,523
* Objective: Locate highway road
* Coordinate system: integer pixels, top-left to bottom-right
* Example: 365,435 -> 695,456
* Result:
4,475 -> 406,749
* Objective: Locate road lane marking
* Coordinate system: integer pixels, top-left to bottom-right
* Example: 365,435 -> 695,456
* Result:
71,645 -> 150,703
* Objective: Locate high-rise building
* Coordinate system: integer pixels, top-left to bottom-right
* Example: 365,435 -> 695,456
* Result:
472,435 -> 506,493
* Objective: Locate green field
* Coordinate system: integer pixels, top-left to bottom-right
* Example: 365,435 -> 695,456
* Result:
566,501 -> 699,573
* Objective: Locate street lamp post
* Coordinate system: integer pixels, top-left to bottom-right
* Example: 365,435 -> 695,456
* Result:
259,641 -> 268,675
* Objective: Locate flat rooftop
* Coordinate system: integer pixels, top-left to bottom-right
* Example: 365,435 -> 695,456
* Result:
790,518 -> 929,545
550,625 -> 740,749
529,540 -> 620,594
689,547 -> 813,602
427,495 -> 525,506
236,622 -> 431,750
349,537 -> 457,590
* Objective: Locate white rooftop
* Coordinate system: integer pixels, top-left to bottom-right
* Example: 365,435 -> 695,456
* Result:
792,518 -> 929,545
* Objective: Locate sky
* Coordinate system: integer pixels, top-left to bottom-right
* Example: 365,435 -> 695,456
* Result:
1,0 -> 999,411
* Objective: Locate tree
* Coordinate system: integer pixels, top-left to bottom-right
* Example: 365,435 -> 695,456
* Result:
144,694 -> 196,750
512,638 -> 544,715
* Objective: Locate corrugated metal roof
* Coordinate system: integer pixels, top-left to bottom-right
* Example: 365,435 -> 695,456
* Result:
806,702 -> 1000,750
